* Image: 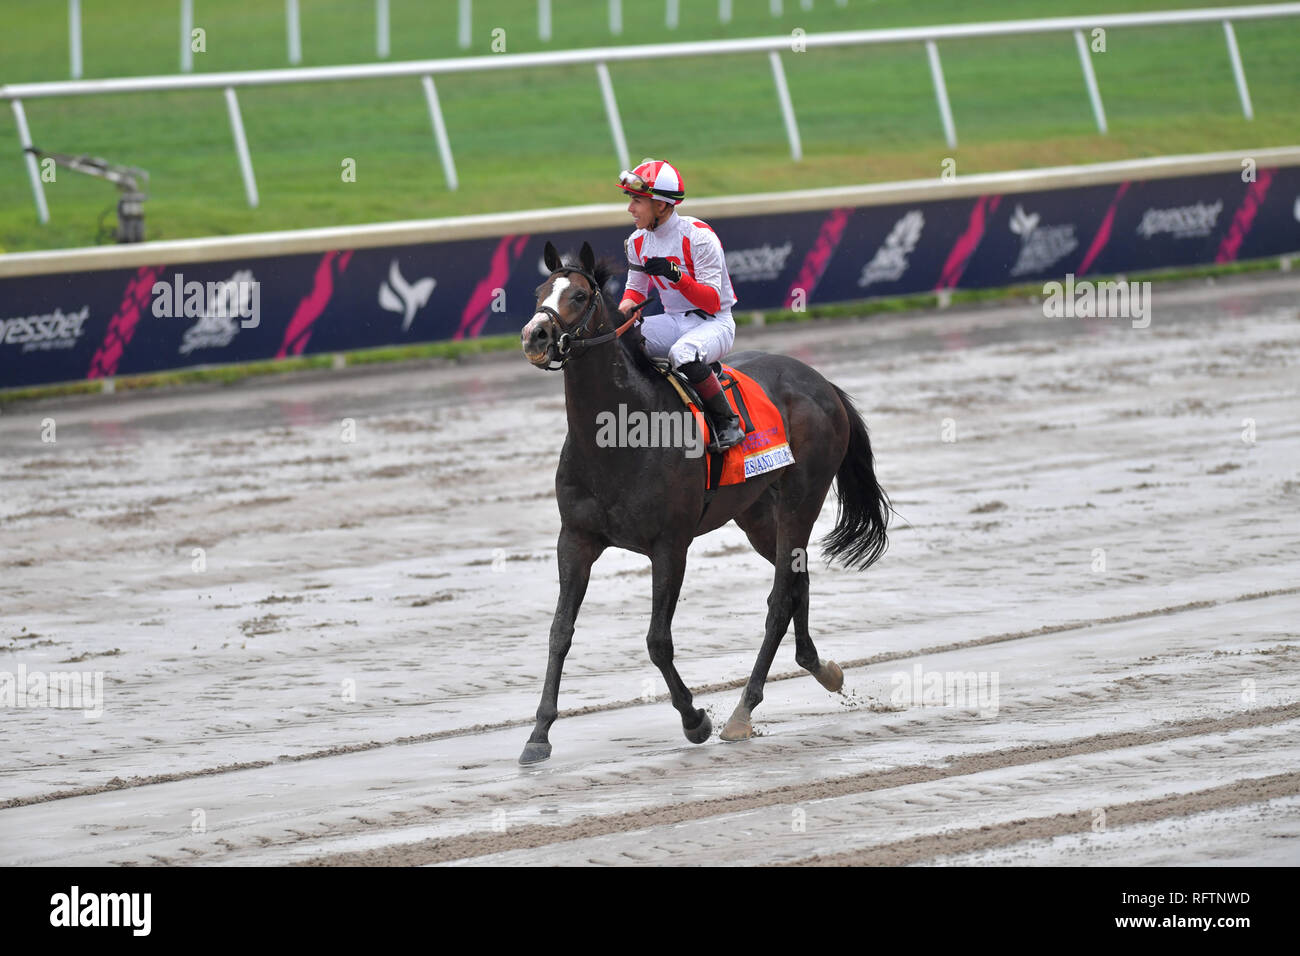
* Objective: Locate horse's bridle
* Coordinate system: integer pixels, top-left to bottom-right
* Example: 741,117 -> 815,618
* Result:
535,266 -> 645,371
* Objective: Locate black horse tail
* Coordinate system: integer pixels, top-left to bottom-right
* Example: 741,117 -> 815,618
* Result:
822,384 -> 890,571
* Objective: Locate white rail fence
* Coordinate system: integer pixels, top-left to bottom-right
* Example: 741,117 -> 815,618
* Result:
63,0 -> 855,76
7,147 -> 1295,279
10,4 -> 1299,225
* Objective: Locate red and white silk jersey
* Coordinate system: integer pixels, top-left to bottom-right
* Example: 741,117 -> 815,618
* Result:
622,210 -> 737,316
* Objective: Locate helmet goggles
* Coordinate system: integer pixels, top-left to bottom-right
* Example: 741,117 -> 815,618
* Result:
618,168 -> 655,198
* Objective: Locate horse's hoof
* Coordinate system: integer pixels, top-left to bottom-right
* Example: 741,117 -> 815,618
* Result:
518,741 -> 552,765
683,709 -> 712,744
719,704 -> 753,742
816,659 -> 844,693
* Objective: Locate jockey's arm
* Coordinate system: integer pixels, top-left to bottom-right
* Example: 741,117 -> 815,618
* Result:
618,289 -> 647,316
673,233 -> 724,314
672,272 -> 721,314
621,243 -> 650,316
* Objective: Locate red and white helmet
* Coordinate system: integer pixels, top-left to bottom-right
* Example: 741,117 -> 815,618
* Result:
617,159 -> 685,205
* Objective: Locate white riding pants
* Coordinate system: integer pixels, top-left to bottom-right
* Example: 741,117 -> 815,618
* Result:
640,310 -> 736,368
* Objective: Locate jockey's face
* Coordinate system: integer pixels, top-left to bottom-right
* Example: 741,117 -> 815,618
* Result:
627,194 -> 671,231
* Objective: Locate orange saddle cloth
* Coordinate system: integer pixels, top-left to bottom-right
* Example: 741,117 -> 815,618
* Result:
691,364 -> 795,489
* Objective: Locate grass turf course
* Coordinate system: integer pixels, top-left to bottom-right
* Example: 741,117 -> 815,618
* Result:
0,0 -> 1297,253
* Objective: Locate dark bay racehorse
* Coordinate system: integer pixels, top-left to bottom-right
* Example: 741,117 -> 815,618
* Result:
517,241 -> 889,764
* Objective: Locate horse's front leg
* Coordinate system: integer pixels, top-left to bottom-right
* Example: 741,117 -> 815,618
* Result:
646,538 -> 712,745
519,526 -> 605,765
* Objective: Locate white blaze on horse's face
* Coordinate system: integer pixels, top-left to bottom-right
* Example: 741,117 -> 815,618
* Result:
521,276 -> 571,364
537,276 -> 569,319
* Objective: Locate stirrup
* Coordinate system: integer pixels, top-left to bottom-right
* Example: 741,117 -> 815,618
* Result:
707,417 -> 745,453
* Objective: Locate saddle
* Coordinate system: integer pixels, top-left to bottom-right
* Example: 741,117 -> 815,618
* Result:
651,358 -> 723,410
650,359 -> 795,490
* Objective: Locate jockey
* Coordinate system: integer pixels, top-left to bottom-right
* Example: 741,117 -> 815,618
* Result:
617,159 -> 745,452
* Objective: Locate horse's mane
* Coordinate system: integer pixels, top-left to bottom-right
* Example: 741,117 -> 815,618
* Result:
559,250 -> 656,374
618,318 -> 655,374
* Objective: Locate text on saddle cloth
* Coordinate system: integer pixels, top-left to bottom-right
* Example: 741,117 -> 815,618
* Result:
657,363 -> 796,489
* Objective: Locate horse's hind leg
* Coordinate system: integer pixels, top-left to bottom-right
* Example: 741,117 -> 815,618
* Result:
724,498 -> 841,742
721,502 -> 801,740
792,575 -> 843,693
782,510 -> 843,693
738,504 -> 842,694
646,536 -> 712,745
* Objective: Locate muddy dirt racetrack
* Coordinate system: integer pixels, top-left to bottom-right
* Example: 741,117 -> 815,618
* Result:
2,273 -> 1298,866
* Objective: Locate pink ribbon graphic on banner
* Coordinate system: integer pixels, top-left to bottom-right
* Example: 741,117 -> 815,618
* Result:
1216,169 -> 1275,263
455,234 -> 530,340
1076,181 -> 1131,276
276,250 -> 354,358
87,265 -> 165,379
935,196 -> 1001,291
783,208 -> 853,309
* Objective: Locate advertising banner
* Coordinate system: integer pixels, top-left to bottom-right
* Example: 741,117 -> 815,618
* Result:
3,164 -> 1298,388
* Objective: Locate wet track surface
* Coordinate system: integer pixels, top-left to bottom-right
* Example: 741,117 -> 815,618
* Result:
2,272 -> 1298,865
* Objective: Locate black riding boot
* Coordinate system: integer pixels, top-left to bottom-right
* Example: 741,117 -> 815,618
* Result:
700,389 -> 746,452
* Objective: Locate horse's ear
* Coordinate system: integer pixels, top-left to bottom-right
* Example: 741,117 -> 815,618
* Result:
579,241 -> 596,274
543,241 -> 562,273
